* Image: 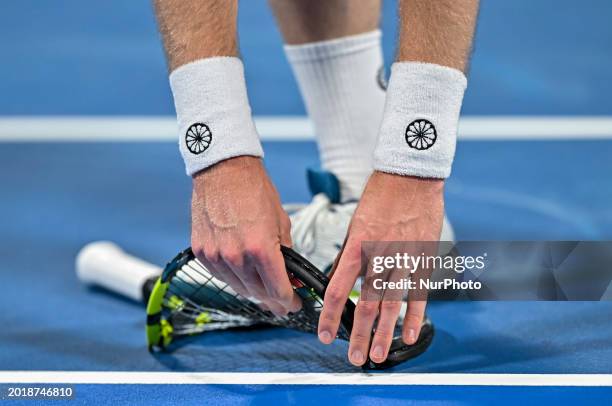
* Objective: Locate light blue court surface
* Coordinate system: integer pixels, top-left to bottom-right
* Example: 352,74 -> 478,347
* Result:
1,0 -> 611,116
1,0 -> 612,404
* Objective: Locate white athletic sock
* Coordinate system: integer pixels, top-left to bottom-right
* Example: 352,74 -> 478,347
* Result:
284,30 -> 386,201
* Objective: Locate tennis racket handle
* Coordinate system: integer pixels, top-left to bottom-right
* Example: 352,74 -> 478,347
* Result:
76,241 -> 162,303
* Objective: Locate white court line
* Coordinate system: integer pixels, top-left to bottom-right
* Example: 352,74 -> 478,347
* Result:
1,372 -> 611,386
0,116 -> 612,141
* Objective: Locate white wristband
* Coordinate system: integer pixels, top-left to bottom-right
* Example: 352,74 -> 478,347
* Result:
170,57 -> 264,176
373,62 -> 467,179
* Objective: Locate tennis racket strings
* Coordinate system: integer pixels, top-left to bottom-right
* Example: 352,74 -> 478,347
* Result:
146,247 -> 352,350
146,246 -> 433,370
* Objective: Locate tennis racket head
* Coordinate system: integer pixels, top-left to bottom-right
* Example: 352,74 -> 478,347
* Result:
146,246 -> 433,370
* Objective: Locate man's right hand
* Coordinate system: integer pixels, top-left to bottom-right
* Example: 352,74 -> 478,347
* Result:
191,156 -> 302,316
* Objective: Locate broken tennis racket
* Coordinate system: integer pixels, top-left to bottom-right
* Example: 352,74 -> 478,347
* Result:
77,241 -> 434,370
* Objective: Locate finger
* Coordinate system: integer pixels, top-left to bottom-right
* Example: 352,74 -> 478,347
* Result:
402,299 -> 427,345
251,244 -> 302,315
193,243 -> 251,298
318,239 -> 362,344
256,262 -> 302,316
258,296 -> 290,316
233,263 -> 287,316
214,254 -> 288,316
195,254 -> 249,298
243,257 -> 293,317
196,247 -> 293,316
347,300 -> 379,366
369,301 -> 403,363
231,258 -> 271,302
194,246 -> 249,297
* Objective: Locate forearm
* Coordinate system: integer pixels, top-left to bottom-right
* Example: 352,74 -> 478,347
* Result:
398,0 -> 479,72
154,0 -> 263,175
153,0 -> 238,71
155,1 -> 297,315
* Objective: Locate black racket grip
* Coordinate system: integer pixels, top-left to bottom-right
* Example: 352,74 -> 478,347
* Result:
142,276 -> 158,304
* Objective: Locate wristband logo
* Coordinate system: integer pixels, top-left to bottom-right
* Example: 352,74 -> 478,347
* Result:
185,123 -> 212,155
405,119 -> 437,150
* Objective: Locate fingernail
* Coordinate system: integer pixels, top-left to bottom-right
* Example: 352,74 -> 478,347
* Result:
351,350 -> 364,364
319,331 -> 332,343
407,329 -> 417,344
372,345 -> 384,359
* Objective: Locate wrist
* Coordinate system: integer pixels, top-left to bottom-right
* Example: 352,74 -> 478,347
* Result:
193,155 -> 263,181
368,170 -> 445,196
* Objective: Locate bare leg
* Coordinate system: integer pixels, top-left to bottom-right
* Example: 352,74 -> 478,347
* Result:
269,0 -> 384,201
269,0 -> 380,44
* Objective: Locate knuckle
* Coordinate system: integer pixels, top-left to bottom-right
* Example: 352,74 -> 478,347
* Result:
324,286 -> 347,307
244,241 -> 266,259
270,286 -> 293,303
320,307 -> 340,324
203,247 -> 220,263
319,304 -> 341,329
191,244 -> 206,261
380,301 -> 403,313
373,327 -> 394,341
220,248 -> 243,268
277,290 -> 294,304
350,329 -> 372,344
404,312 -> 423,326
320,316 -> 337,328
357,301 -> 379,318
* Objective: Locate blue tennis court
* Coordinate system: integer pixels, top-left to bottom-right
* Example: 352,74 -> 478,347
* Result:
1,0 -> 611,404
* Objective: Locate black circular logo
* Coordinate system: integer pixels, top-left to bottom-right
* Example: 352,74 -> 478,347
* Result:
405,119 -> 437,150
185,123 -> 212,154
